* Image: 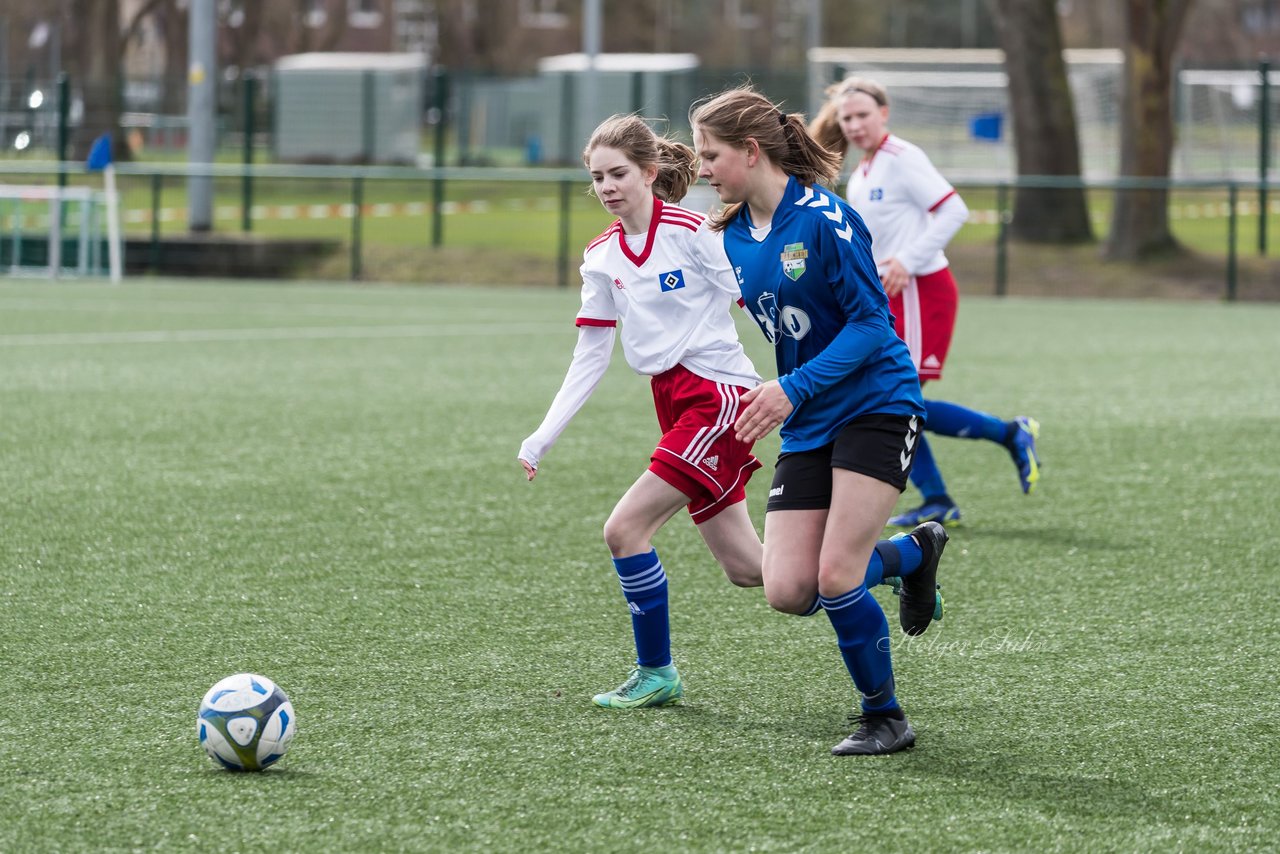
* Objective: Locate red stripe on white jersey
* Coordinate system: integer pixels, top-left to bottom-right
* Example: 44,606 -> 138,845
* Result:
661,207 -> 705,225
658,217 -> 699,233
586,222 -> 622,253
928,190 -> 957,213
575,317 -> 616,328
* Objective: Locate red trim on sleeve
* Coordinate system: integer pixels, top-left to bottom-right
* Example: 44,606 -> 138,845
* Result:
575,317 -> 616,328
736,297 -> 746,308
928,190 -> 958,213
586,222 -> 621,253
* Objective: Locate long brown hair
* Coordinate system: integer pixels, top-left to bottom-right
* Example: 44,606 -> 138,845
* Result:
688,86 -> 841,231
582,114 -> 697,204
808,76 -> 891,156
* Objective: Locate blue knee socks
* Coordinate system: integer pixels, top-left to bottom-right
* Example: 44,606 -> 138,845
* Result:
821,585 -> 899,713
611,550 -> 670,668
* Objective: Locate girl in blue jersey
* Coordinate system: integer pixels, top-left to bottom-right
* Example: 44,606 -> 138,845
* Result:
691,87 -> 946,755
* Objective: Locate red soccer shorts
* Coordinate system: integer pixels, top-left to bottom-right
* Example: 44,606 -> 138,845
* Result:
890,266 -> 959,383
648,364 -> 762,523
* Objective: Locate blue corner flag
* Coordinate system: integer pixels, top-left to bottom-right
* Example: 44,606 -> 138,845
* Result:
969,112 -> 1004,142
86,133 -> 113,171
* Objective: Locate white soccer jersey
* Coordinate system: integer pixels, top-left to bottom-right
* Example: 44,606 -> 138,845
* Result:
844,134 -> 966,277
576,198 -> 760,389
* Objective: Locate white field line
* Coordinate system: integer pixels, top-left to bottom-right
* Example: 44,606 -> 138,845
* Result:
0,295 -> 529,320
0,322 -> 569,347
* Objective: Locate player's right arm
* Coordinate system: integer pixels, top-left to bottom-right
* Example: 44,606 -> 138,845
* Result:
518,264 -> 618,480
518,324 -> 615,480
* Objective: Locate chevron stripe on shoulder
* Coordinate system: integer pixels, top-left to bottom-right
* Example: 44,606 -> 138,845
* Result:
793,184 -> 854,243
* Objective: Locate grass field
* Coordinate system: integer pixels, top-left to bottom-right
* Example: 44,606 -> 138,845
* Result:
2,279 -> 1279,852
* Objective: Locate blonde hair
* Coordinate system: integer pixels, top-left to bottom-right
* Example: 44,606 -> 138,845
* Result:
808,76 -> 891,156
582,114 -> 697,204
688,86 -> 841,231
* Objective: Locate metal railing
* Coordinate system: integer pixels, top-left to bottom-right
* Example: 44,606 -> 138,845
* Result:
1,160 -> 1276,299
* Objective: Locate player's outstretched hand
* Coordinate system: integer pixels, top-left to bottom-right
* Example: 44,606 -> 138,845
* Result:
520,458 -> 538,481
734,380 -> 792,443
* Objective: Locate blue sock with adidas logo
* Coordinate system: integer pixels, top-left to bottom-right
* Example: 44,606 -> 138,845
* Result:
821,585 -> 900,714
612,550 -> 670,668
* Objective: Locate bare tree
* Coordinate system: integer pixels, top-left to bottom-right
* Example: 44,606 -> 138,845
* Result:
1105,0 -> 1195,260
989,0 -> 1094,243
63,0 -> 125,159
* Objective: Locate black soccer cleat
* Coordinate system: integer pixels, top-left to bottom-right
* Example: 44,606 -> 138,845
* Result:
900,521 -> 948,636
831,712 -> 916,756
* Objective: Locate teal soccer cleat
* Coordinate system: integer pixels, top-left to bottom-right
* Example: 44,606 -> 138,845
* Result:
592,665 -> 683,709
1006,416 -> 1042,494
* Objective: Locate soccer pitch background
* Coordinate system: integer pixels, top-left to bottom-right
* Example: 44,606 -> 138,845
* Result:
1,279 -> 1277,851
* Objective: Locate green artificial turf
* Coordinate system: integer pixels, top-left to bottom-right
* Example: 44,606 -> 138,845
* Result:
1,279 -> 1277,852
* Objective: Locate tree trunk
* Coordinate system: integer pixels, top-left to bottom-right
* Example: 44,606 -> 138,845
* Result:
1105,0 -> 1195,260
67,0 -> 127,159
990,0 -> 1094,243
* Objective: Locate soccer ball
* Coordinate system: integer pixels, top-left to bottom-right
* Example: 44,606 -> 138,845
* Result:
197,673 -> 296,771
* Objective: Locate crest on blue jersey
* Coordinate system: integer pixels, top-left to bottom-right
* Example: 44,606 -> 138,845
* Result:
658,269 -> 686,292
780,243 -> 808,281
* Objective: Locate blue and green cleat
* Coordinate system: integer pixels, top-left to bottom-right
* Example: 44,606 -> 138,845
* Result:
592,664 -> 683,709
887,499 -> 961,529
1005,416 -> 1042,494
886,577 -> 945,625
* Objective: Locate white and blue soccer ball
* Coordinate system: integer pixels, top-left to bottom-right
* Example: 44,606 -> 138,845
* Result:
197,673 -> 296,771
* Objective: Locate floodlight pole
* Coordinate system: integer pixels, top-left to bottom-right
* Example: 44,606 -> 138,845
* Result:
582,0 -> 601,142
805,0 -> 823,115
187,0 -> 216,232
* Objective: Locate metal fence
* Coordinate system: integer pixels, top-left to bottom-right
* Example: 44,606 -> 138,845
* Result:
1,160 -> 1276,301
3,59 -> 1274,180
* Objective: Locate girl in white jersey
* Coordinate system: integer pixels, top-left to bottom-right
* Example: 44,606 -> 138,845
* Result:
518,114 -> 767,710
811,77 -> 1042,528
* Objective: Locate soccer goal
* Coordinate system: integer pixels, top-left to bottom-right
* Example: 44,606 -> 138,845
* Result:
806,48 -> 1124,180
0,183 -> 122,281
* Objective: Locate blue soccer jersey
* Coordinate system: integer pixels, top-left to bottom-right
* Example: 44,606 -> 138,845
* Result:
723,176 -> 925,452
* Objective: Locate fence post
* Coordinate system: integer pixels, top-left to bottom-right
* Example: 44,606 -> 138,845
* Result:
362,69 -> 376,164
1259,57 -> 1271,257
1227,182 -> 1238,301
351,175 -> 364,281
241,73 -> 255,233
558,179 -> 572,288
56,72 -> 70,185
995,182 -> 1009,297
431,67 -> 447,248
149,172 -> 162,272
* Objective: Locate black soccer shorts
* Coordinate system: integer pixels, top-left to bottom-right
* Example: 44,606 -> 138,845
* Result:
765,413 -> 921,512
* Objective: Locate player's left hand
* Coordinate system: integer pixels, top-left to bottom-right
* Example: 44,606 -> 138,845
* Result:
879,258 -> 910,297
734,380 -> 793,443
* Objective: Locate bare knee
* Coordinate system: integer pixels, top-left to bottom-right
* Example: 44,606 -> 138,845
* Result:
817,555 -> 867,597
719,555 -> 763,588
764,579 -> 818,615
602,513 -> 647,558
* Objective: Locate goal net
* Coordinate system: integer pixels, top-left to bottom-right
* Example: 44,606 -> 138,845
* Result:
0,183 -> 121,280
808,48 -> 1278,182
